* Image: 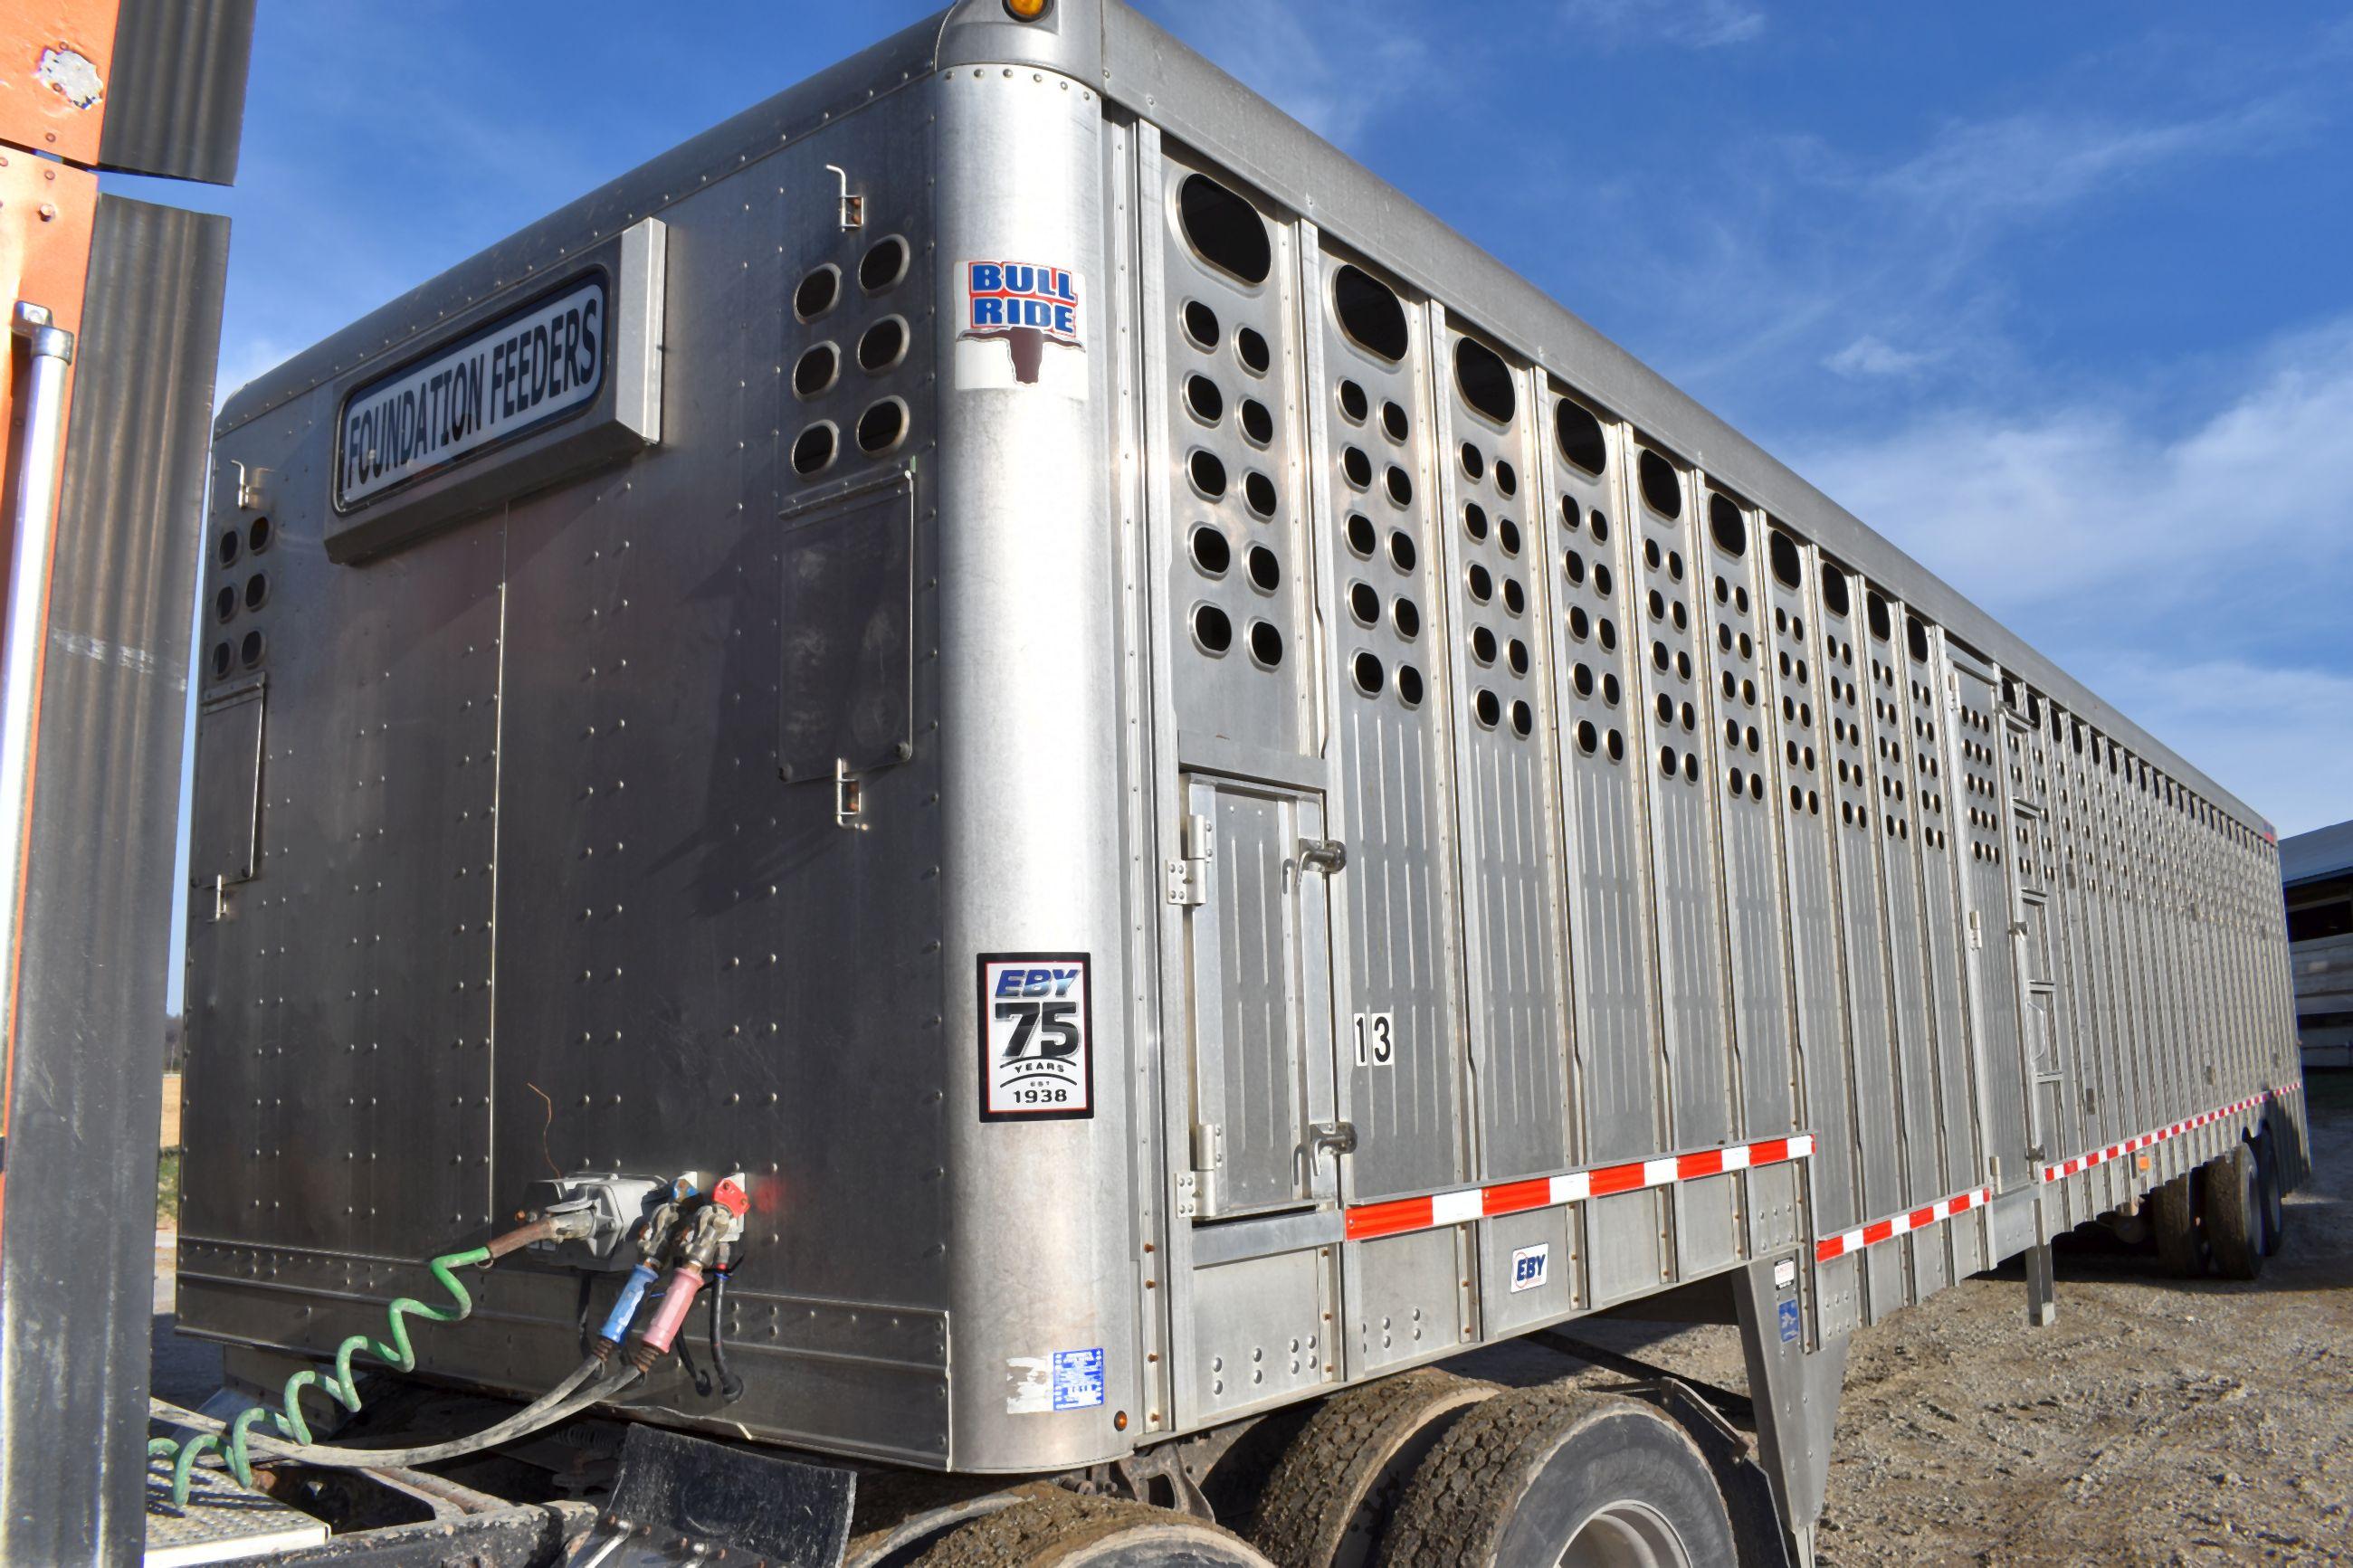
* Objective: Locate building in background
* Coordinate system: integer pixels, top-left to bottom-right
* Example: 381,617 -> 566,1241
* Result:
2283,819 -> 2353,1069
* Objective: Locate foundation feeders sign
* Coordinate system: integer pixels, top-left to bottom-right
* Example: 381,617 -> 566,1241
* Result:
337,275 -> 608,509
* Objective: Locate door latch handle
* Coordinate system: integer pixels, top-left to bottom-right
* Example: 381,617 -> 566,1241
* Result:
1309,1120 -> 1358,1157
1297,838 -> 1348,875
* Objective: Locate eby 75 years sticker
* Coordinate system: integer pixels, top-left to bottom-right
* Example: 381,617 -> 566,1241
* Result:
978,954 -> 1092,1121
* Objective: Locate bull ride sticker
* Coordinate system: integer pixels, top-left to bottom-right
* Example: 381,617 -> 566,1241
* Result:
977,954 -> 1092,1121
954,261 -> 1085,398
337,274 -> 607,509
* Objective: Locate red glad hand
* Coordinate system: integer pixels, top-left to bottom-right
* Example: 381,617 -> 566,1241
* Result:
714,1179 -> 750,1217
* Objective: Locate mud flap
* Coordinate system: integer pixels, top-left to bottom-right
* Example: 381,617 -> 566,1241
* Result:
574,1425 -> 857,1566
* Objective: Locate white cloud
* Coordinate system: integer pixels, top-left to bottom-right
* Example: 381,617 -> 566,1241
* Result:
1560,0 -> 1766,50
1134,0 -> 1437,147
1825,336 -> 1935,378
1789,316 -> 2353,835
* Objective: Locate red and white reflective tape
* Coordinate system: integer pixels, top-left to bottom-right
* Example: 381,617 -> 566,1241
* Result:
2038,1089 -> 2281,1184
1813,1184 -> 1991,1264
1342,1135 -> 1814,1243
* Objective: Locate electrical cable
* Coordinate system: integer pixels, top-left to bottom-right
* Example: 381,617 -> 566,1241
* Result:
147,1231 -> 635,1507
706,1267 -> 745,1405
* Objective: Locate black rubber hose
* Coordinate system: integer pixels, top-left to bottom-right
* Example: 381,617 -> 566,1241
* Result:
708,1269 -> 746,1405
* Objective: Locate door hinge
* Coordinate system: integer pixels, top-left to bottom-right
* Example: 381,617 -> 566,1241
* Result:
1166,811 -> 1213,906
1188,1122 -> 1224,1216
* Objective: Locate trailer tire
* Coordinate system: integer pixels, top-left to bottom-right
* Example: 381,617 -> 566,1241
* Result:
2149,1174 -> 2205,1278
1245,1369 -> 1496,1568
2200,1145 -> 2263,1281
1382,1387 -> 1738,1568
2253,1127 -> 2286,1256
911,1487 -> 1272,1567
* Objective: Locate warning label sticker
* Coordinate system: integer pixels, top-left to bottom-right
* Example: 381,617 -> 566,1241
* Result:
977,954 -> 1092,1121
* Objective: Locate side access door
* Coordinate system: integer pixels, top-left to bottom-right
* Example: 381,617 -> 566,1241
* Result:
1174,776 -> 1343,1219
1945,658 -> 2035,1193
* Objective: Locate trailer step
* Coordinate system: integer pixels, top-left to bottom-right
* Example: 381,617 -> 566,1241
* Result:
144,1452 -> 328,1567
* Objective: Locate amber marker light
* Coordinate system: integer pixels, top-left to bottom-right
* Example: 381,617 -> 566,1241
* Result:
1005,0 -> 1053,18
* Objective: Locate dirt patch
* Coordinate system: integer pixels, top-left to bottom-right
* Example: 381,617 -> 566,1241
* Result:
1458,1078 -> 2352,1564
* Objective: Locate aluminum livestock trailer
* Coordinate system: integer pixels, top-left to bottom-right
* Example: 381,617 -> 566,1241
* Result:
175,1 -> 2309,1562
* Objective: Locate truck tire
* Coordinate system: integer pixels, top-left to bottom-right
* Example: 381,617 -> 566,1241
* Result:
1383,1387 -> 1739,1568
912,1488 -> 1272,1567
2254,1127 -> 2286,1256
2200,1145 -> 2264,1281
1246,1369 -> 1497,1568
2149,1173 -> 2205,1278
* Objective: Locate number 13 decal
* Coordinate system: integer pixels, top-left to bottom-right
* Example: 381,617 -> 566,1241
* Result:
1353,1011 -> 1395,1069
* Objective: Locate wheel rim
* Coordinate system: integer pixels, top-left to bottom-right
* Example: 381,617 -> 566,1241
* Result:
1558,1499 -> 1692,1568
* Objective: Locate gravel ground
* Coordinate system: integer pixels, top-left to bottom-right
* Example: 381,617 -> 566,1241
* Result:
1460,1076 -> 2352,1565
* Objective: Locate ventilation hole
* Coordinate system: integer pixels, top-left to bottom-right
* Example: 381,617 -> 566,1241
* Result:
1465,502 -> 1489,541
1332,263 -> 1408,360
1474,689 -> 1501,727
1637,449 -> 1682,518
240,630 -> 265,669
1556,399 -> 1606,474
1607,729 -> 1625,762
1243,545 -> 1281,594
1648,588 -> 1666,622
1353,651 -> 1386,696
1454,337 -> 1516,424
1244,471 -> 1278,518
1498,518 -> 1521,556
1248,620 -> 1284,668
1769,530 -> 1802,588
1235,328 -> 1272,375
1178,173 -> 1272,284
1656,693 -> 1674,724
1190,451 -> 1229,499
1572,663 -> 1594,698
1577,719 -> 1599,755
792,423 -> 837,475
1382,401 -> 1409,443
1660,745 -> 1678,777
1194,603 -> 1234,654
247,517 -> 272,554
1560,497 -> 1583,532
794,342 -> 839,398
1503,578 -> 1526,616
857,318 -> 908,374
1398,665 -> 1425,706
1184,300 -> 1221,350
1599,618 -> 1617,651
1385,466 -> 1412,507
1867,591 -> 1892,642
209,641 -> 231,680
1347,514 -> 1377,556
1338,380 -> 1368,423
1510,699 -> 1533,736
1240,399 -> 1274,446
1191,526 -> 1232,577
1604,672 -> 1621,705
1907,615 -> 1931,663
1468,564 -> 1493,603
1567,605 -> 1591,641
213,585 -> 236,622
1461,442 -> 1486,482
1684,752 -> 1700,784
1564,549 -> 1586,585
1709,493 -> 1747,556
1508,639 -> 1529,676
1644,538 -> 1662,571
1343,447 -> 1373,489
1752,774 -> 1766,801
1389,531 -> 1417,573
1729,765 -> 1745,795
244,573 -> 269,612
1393,598 -> 1422,639
217,528 -> 240,567
856,398 -> 909,455
1590,512 -> 1610,544
1186,375 -> 1224,423
859,235 -> 910,293
1820,565 -> 1852,618
1472,626 -> 1498,664
1495,459 -> 1518,498
794,265 -> 841,320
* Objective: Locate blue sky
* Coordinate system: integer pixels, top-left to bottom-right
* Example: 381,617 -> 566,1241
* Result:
145,1 -> 2353,997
